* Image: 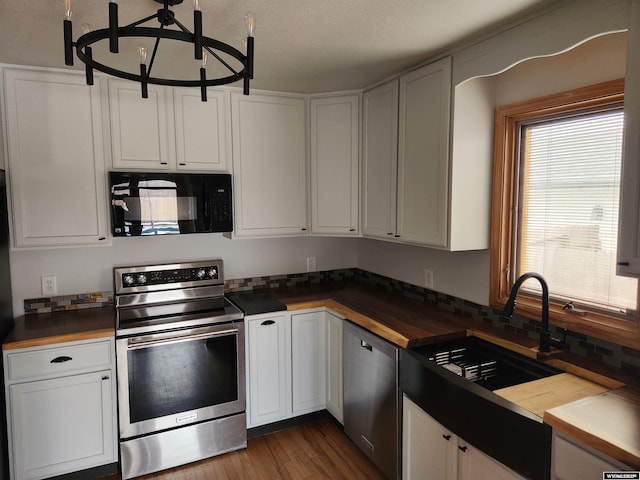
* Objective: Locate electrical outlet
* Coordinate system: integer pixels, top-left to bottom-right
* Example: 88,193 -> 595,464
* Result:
306,256 -> 317,272
424,269 -> 434,290
41,275 -> 57,296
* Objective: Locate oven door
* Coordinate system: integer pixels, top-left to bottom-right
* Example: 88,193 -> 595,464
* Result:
116,320 -> 245,439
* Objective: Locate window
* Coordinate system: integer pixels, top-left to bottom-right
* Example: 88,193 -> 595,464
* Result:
490,79 -> 640,347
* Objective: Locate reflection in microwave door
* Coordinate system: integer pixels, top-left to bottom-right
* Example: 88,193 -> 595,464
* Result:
112,199 -> 130,211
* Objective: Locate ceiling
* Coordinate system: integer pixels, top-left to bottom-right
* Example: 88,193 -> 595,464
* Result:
0,0 -> 561,94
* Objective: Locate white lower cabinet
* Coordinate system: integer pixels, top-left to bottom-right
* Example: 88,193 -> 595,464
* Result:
291,311 -> 326,415
246,309 -> 342,428
246,312 -> 290,427
325,311 -> 344,423
551,431 -> 629,480
3,338 -> 117,480
402,395 -> 523,480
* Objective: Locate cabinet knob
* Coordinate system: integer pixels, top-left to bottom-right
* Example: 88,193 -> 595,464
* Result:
458,445 -> 467,452
442,434 -> 451,441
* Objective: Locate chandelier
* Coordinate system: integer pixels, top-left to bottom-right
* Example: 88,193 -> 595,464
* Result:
63,0 -> 255,101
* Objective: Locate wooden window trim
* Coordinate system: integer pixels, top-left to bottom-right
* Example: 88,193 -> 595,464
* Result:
489,78 -> 640,349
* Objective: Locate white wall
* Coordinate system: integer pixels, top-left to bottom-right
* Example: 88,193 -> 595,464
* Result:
356,239 -> 490,305
10,235 -> 358,315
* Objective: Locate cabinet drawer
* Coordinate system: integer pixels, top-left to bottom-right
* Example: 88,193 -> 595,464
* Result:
6,340 -> 113,381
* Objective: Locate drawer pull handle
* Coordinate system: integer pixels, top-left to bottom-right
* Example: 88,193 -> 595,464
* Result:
102,375 -> 110,381
360,340 -> 372,351
261,320 -> 276,326
50,356 -> 72,363
442,434 -> 451,441
458,445 -> 467,452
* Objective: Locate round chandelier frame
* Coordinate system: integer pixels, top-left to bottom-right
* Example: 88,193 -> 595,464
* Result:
63,0 -> 255,100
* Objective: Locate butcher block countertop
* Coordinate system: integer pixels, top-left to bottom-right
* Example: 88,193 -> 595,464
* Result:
2,307 -> 115,350
273,284 -> 470,348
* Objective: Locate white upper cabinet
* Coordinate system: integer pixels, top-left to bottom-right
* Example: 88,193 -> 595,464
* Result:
362,57 -> 452,247
230,92 -> 307,237
397,58 -> 451,246
3,68 -> 109,247
618,0 -> 640,277
108,80 -> 230,172
310,94 -> 360,236
108,79 -> 175,170
362,80 -> 399,239
173,87 -> 230,171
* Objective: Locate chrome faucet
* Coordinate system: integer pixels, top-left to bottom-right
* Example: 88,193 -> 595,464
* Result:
502,272 -> 566,353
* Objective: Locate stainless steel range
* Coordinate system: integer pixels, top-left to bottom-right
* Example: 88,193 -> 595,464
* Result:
114,259 -> 245,479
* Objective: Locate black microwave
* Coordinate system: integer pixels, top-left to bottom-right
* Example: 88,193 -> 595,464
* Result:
109,172 -> 232,236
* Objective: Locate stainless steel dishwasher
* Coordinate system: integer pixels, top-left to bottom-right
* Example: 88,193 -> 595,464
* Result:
343,321 -> 400,480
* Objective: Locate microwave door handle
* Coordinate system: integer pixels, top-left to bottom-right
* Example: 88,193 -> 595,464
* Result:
127,328 -> 238,350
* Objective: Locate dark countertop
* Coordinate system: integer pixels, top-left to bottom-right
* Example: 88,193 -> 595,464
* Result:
226,290 -> 287,315
3,307 -> 116,350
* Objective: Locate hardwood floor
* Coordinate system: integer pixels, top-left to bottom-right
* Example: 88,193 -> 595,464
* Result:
111,416 -> 387,480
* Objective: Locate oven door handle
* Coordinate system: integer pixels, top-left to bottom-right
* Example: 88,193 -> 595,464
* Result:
127,327 -> 239,349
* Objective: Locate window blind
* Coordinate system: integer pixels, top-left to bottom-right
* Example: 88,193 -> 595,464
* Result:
518,109 -> 637,313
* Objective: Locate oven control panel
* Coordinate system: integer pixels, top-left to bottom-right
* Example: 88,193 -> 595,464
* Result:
115,260 -> 224,293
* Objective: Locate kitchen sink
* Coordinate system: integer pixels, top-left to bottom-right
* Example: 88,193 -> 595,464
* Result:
411,336 -> 562,391
401,336 -> 562,480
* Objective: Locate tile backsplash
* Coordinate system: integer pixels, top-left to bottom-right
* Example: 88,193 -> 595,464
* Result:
24,292 -> 114,314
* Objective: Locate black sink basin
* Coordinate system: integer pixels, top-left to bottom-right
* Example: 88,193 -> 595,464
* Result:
401,336 -> 562,480
410,336 -> 561,391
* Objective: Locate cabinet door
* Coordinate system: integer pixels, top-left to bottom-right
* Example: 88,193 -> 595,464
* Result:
3,69 -> 108,247
402,396 -> 456,480
8,370 -> 114,480
458,441 -> 524,480
362,81 -> 399,239
173,88 -> 229,171
397,57 -> 451,247
552,433 -> 628,480
231,93 -> 307,237
325,312 -> 343,423
246,314 -> 289,427
310,95 -> 359,235
109,79 -> 174,169
617,0 -> 640,276
291,311 -> 326,415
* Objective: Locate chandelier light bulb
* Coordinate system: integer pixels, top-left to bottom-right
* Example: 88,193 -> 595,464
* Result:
245,12 -> 256,37
64,0 -> 72,20
138,45 -> 148,65
202,52 -> 208,69
193,0 -> 201,11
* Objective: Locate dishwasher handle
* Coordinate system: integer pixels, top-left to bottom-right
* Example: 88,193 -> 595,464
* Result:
360,340 -> 373,351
